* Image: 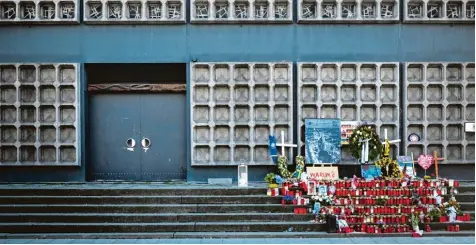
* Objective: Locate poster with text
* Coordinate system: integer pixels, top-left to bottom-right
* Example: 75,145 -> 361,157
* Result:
340,121 -> 359,145
305,118 -> 341,164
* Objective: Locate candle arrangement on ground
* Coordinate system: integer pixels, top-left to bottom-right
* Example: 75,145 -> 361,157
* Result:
267,176 -> 468,235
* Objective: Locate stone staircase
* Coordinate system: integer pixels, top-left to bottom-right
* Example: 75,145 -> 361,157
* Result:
0,182 -> 473,239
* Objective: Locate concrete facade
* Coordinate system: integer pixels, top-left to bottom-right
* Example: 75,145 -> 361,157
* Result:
0,1 -> 474,182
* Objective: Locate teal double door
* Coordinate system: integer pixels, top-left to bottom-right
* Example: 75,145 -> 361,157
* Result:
88,93 -> 186,181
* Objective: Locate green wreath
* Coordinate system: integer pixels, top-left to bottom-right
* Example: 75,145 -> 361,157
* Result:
348,125 -> 382,162
277,155 -> 305,179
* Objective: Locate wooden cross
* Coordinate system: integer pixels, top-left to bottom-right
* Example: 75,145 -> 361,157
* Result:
433,151 -> 445,179
276,131 -> 298,156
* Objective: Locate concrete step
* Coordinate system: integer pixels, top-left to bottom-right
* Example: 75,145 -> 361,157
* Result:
0,204 -> 306,213
2,231 -> 474,239
0,213 -> 314,223
0,195 -> 282,205
0,222 -> 324,233
0,185 -> 472,197
0,188 -> 266,197
0,221 -> 473,233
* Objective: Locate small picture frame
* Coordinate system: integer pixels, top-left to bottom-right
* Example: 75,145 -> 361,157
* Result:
307,181 -> 317,195
318,185 -> 328,195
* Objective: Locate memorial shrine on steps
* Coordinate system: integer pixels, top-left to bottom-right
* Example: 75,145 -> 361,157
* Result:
0,0 -> 474,183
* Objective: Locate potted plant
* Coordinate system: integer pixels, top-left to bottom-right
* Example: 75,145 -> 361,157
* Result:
428,208 -> 441,222
264,173 -> 278,188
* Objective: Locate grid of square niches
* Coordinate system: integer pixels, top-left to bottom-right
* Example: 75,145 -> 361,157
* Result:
404,63 -> 475,164
83,0 -> 185,23
0,0 -> 78,23
298,0 -> 399,22
0,64 -> 79,166
191,0 -> 292,22
297,63 -> 400,163
191,63 -> 293,166
404,0 -> 475,22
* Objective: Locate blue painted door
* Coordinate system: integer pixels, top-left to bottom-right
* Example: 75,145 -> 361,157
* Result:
89,93 -> 186,181
89,94 -> 142,181
140,94 -> 186,181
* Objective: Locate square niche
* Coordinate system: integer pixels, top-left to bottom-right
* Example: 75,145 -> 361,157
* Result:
254,0 -> 269,19
301,1 -> 317,19
233,64 -> 250,82
301,64 -> 317,81
321,65 -> 337,82
407,64 -> 423,81
60,126 -> 76,143
1,106 -> 17,123
40,126 -> 56,143
39,65 -> 56,83
407,124 -> 424,139
341,1 -> 357,18
254,85 -> 269,102
0,65 -> 16,84
360,85 -> 376,102
254,105 -> 270,122
426,85 -> 443,101
20,1 -> 36,19
194,146 -> 210,163
274,106 -> 289,123
407,85 -> 423,102
234,146 -> 250,162
39,2 -> 55,19
341,105 -> 357,121
360,64 -> 377,81
0,146 -> 17,162
341,64 -> 356,81
40,146 -> 56,162
234,1 -> 249,19
380,64 -> 396,82
446,1 -> 462,18
213,126 -> 230,143
427,105 -> 443,121
446,64 -> 463,81
127,2 -> 142,19
321,85 -> 337,102
274,1 -> 288,19
193,106 -> 209,123
427,124 -> 443,141
380,1 -> 395,18
147,1 -> 162,19
213,106 -> 230,123
234,86 -> 249,103
60,146 -> 76,163
407,1 -> 423,18
427,64 -> 443,81
254,125 -> 269,143
214,1 -> 229,19
234,106 -> 250,123
466,2 -> 475,18
59,65 -> 76,83
380,105 -> 397,122
60,86 -> 75,103
193,86 -> 209,103
427,1 -> 443,18
1,126 -> 17,143
274,85 -> 289,102
301,85 -> 317,102
20,106 -> 36,123
321,1 -> 337,18
361,1 -> 376,18
19,65 -> 36,83
234,126 -> 250,143
446,104 -> 462,121
213,146 -> 230,162
321,105 -> 337,118
20,145 -> 36,162
1,2 -> 17,19
253,65 -> 270,83
1,85 -> 16,103
88,2 -> 103,19
214,65 -> 230,82
380,85 -> 397,102
59,1 -> 76,19
39,106 -> 56,123
341,85 -> 356,102
107,2 -> 123,19
194,126 -> 210,143
446,124 -> 462,141
213,85 -> 230,103
60,106 -> 76,123
360,105 -> 376,121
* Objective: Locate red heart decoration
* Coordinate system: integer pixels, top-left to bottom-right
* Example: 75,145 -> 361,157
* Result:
417,155 -> 434,170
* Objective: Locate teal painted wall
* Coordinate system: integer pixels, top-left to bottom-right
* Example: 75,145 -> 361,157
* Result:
0,24 -> 474,182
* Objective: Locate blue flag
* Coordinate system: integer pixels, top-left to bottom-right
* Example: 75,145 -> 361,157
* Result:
269,135 -> 278,164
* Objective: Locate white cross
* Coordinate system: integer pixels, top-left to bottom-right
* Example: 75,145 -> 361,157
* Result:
359,138 -> 370,163
381,129 -> 401,145
276,131 -> 298,156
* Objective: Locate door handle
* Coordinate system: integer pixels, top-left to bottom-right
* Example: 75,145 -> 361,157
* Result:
141,138 -> 151,152
126,138 -> 136,151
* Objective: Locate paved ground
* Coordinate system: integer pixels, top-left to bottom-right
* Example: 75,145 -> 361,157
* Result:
0,237 -> 474,244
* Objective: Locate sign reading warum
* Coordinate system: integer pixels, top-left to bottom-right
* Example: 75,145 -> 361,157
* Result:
307,166 -> 339,180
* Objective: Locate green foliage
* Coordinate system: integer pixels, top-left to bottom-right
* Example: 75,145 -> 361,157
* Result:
348,125 -> 382,162
264,173 -> 276,184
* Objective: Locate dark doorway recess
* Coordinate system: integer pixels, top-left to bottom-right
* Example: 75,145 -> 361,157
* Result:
86,63 -> 187,181
85,63 -> 186,84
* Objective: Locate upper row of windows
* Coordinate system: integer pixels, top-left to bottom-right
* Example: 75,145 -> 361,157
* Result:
0,0 -> 474,24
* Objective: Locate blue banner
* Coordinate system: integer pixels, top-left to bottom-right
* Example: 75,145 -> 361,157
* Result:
269,135 -> 278,164
305,118 -> 341,164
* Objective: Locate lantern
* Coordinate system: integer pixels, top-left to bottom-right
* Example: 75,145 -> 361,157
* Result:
238,164 -> 248,187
